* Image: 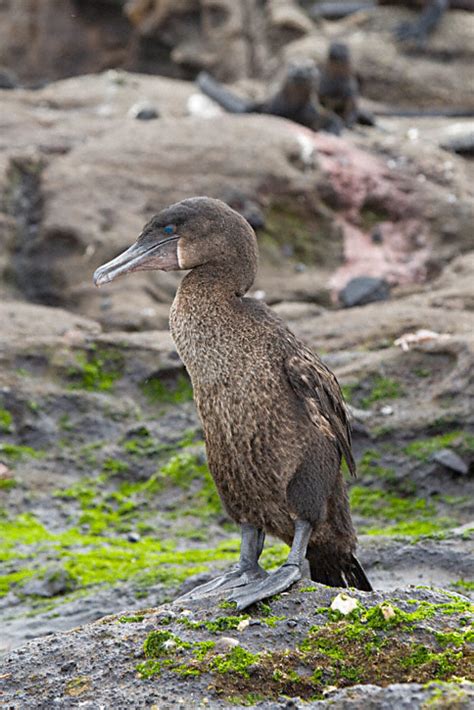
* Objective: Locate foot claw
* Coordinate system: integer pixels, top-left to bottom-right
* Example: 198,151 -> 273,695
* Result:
228,564 -> 302,611
175,566 -> 267,603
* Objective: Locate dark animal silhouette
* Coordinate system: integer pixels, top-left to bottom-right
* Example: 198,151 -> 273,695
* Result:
319,42 -> 375,126
319,41 -> 473,123
197,63 -> 343,134
93,197 -> 372,610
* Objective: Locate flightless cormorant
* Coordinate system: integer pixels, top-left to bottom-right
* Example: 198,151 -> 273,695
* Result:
94,197 -> 372,609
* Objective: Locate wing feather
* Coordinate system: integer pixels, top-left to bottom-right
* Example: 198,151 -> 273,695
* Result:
284,348 -> 356,477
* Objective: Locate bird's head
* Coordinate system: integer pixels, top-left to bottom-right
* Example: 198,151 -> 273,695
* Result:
93,196 -> 258,293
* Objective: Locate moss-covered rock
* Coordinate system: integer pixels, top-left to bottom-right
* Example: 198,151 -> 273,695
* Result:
0,584 -> 472,708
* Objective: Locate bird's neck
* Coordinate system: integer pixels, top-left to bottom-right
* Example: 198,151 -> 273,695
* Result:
171,264 -> 241,332
170,264 -> 248,381
181,259 -> 255,301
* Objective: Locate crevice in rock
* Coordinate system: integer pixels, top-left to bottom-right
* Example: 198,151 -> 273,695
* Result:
4,156 -> 44,300
4,156 -> 79,307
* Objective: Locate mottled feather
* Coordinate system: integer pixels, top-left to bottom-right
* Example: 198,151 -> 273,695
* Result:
284,348 -> 356,477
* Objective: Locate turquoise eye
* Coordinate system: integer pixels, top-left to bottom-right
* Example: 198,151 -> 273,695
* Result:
163,225 -> 174,235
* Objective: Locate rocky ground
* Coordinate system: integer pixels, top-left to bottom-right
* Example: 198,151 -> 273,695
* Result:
1,583 -> 473,709
0,1 -> 473,707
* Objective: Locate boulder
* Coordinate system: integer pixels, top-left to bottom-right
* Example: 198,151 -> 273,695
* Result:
0,584 -> 472,708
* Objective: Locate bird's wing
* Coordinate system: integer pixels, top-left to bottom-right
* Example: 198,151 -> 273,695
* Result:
284,348 -> 356,477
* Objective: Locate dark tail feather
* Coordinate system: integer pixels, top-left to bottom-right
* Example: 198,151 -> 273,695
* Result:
344,554 -> 373,592
307,546 -> 373,592
196,72 -> 252,114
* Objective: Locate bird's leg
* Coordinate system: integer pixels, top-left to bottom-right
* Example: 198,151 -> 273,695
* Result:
174,523 -> 267,603
228,519 -> 312,611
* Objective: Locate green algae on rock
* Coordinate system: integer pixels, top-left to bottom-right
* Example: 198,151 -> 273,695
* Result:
0,408 -> 13,433
126,587 -> 474,705
140,373 -> 193,404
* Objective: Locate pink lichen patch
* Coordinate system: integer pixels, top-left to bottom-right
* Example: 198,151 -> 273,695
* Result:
290,127 -> 432,294
329,220 -> 430,294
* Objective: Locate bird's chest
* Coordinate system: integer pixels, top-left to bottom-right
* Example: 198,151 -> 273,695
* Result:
170,304 -> 241,386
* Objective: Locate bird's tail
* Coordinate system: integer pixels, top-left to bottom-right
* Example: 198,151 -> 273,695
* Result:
306,544 -> 372,592
196,72 -> 252,114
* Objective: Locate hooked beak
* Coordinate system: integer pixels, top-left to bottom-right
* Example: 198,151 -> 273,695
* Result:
93,235 -> 180,287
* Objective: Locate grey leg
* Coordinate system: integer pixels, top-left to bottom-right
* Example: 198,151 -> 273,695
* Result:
228,519 -> 312,611
174,524 -> 267,603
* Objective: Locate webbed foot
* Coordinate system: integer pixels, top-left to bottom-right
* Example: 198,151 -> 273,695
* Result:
175,564 -> 268,603
228,563 -> 302,611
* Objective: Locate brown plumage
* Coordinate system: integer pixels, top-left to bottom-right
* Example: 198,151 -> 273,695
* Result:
94,196 -> 372,607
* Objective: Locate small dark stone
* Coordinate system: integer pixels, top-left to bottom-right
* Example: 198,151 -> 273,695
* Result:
339,276 -> 391,308
127,531 -> 141,543
60,661 -> 77,673
22,568 -> 76,598
0,69 -> 18,89
246,663 -> 260,675
220,189 -> 266,230
440,131 -> 474,156
431,448 -> 468,475
129,102 -> 160,120
287,619 -> 298,628
371,227 -> 383,244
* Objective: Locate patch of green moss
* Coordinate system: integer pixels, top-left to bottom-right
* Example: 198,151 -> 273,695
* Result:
141,373 -> 193,404
101,458 -> 129,474
451,579 -> 474,594
260,543 -> 288,569
422,681 -> 469,709
0,511 -> 243,598
67,349 -> 124,391
210,646 -> 260,677
357,450 -> 396,481
122,427 -> 170,457
158,451 -> 223,520
204,616 -> 249,633
144,630 -> 190,657
261,201 -> 340,268
0,443 -> 42,461
118,615 -> 145,623
136,596 -> 472,700
435,628 -> 474,648
361,376 -> 403,408
404,431 -> 474,461
0,568 -> 37,596
262,615 -> 285,627
219,600 -> 238,610
58,414 -> 73,431
137,633 -> 215,679
349,486 -> 453,536
341,383 -> 357,403
401,644 -> 462,675
0,408 -> 13,433
136,659 -> 168,678
192,640 -> 216,660
0,478 -> 16,490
